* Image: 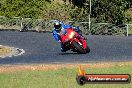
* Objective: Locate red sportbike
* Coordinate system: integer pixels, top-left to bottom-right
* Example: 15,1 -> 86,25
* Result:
60,28 -> 90,54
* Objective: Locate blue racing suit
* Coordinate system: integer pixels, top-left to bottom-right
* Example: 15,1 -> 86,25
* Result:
52,23 -> 81,52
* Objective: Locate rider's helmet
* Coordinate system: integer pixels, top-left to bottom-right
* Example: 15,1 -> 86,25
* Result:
54,20 -> 62,31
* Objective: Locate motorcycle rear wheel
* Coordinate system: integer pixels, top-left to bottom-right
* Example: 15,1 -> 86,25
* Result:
86,46 -> 90,53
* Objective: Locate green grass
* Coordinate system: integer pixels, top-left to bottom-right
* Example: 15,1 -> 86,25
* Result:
0,46 -> 11,56
0,65 -> 132,88
128,30 -> 132,34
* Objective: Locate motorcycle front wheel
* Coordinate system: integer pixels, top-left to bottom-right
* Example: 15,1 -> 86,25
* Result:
72,41 -> 87,54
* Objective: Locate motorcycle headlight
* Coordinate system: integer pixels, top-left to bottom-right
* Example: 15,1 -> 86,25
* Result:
69,32 -> 75,39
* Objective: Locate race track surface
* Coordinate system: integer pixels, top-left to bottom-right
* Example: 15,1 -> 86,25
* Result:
0,31 -> 132,64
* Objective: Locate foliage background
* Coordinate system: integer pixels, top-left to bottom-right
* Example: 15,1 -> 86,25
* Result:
0,0 -> 132,35
0,0 -> 132,23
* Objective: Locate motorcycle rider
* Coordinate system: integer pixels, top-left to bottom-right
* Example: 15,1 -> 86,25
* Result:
52,20 -> 84,52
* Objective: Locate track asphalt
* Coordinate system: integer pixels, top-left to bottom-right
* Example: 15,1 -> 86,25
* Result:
0,31 -> 132,64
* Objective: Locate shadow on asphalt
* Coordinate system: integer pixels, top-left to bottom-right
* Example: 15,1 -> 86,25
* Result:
58,52 -> 86,55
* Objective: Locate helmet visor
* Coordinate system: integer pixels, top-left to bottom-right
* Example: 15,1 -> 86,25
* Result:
54,24 -> 61,29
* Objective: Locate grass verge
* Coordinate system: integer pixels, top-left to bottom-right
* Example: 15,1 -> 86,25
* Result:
0,45 -> 11,56
128,30 -> 132,34
0,62 -> 132,88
